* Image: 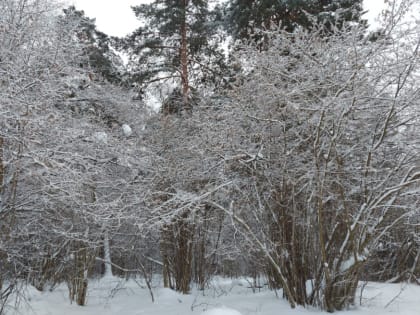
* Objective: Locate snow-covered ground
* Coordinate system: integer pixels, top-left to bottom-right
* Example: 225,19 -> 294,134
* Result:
6,277 -> 420,315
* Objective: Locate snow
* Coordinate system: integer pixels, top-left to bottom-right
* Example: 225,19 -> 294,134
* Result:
340,254 -> 367,272
94,131 -> 108,144
122,124 -> 133,137
7,277 -> 420,315
201,307 -> 243,315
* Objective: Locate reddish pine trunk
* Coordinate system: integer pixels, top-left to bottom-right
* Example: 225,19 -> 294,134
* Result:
0,136 -> 3,195
180,0 -> 189,108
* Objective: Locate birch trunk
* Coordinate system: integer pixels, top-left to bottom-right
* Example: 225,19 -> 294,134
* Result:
103,232 -> 113,278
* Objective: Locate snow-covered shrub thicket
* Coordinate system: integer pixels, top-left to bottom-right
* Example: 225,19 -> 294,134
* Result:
211,2 -> 420,311
0,0 -> 74,303
132,2 -> 419,309
0,0 -> 150,308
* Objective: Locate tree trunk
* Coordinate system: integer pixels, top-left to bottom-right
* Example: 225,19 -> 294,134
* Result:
160,224 -> 173,289
324,268 -> 360,312
160,216 -> 194,294
68,245 -> 91,306
103,232 -> 113,278
0,136 -> 3,197
174,217 -> 193,293
180,0 -> 190,110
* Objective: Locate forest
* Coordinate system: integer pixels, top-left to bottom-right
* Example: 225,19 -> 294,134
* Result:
0,0 -> 419,314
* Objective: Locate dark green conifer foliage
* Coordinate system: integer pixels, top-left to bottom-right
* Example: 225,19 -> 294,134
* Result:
224,0 -> 366,40
61,6 -> 122,83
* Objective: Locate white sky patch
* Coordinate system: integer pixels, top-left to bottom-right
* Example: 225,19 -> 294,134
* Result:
65,0 -> 152,37
363,0 -> 386,29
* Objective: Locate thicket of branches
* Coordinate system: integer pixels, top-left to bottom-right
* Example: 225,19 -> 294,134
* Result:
0,0 -> 419,313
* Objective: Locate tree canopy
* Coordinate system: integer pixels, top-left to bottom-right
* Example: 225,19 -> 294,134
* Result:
224,0 -> 366,40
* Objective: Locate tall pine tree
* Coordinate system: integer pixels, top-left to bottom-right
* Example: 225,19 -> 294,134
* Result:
120,1 -> 226,293
122,0 -> 225,112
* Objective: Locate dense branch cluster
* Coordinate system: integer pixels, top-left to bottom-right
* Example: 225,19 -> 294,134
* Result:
0,0 -> 419,313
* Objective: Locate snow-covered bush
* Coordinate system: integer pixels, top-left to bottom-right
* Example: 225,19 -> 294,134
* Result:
212,1 -> 420,311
